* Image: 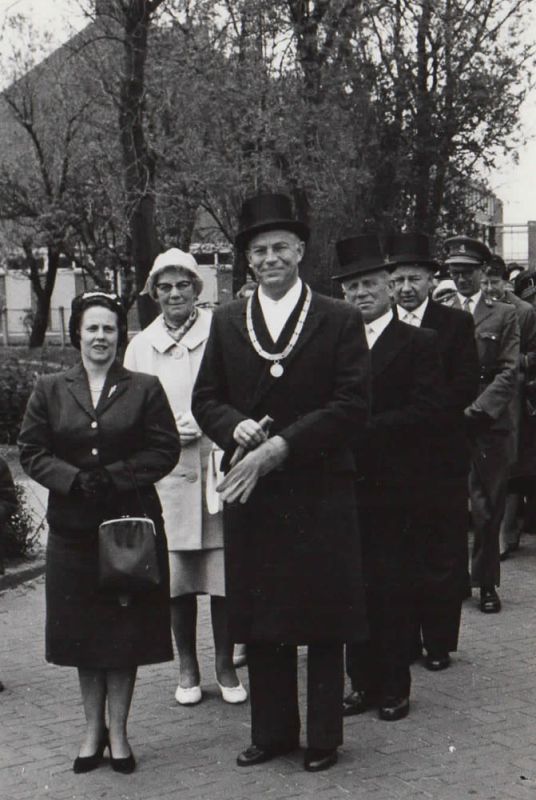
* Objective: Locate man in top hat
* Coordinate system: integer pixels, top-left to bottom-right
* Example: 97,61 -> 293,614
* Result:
334,234 -> 443,721
388,232 -> 479,670
445,236 -> 520,612
192,193 -> 370,772
480,255 -> 536,559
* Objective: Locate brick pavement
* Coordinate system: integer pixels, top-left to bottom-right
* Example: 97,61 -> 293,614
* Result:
3,540 -> 536,800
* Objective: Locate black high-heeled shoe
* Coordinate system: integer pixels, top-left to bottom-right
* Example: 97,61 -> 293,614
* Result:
110,748 -> 136,774
73,729 -> 109,774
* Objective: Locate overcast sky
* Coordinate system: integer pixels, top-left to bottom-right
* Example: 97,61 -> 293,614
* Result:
2,0 -> 536,224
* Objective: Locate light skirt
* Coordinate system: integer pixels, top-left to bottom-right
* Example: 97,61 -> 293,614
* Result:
169,548 -> 225,597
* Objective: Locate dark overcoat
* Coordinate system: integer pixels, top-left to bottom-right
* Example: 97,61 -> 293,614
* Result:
18,361 -> 181,669
417,301 -> 479,625
192,290 -> 370,645
354,318 -> 444,508
19,361 -> 181,532
421,299 -> 479,482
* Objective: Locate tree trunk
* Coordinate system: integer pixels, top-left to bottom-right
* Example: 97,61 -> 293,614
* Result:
118,0 -> 163,329
25,244 -> 60,349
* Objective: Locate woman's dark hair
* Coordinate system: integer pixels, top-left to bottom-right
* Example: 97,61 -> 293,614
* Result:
69,292 -> 128,350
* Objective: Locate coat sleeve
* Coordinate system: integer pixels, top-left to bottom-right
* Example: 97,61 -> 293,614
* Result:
192,310 -> 249,452
18,377 -> 80,495
276,305 -> 371,464
104,376 -> 181,491
470,306 -> 520,420
371,329 -> 444,432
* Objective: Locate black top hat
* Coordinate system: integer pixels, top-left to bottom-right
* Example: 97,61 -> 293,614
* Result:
385,232 -> 438,270
443,235 -> 491,266
235,193 -> 310,249
332,234 -> 388,281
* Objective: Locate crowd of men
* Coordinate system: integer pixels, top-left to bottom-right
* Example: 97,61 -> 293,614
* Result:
191,193 -> 536,773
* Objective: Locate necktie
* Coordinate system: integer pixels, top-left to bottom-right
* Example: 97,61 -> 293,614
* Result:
403,312 -> 419,327
463,297 -> 472,314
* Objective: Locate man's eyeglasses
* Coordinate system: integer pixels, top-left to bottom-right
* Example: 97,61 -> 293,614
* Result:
155,281 -> 193,293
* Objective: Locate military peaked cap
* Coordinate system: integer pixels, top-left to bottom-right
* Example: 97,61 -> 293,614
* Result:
443,235 -> 491,266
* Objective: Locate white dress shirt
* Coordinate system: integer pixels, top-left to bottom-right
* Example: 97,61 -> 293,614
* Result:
365,309 -> 393,349
457,290 -> 481,315
396,297 -> 429,328
258,278 -> 303,342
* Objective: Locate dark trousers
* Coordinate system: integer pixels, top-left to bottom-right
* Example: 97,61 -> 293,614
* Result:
413,483 -> 468,654
346,502 -> 413,701
470,429 -> 513,588
247,642 -> 344,750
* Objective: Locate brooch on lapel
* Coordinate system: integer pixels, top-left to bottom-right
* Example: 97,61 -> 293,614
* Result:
108,385 -> 117,398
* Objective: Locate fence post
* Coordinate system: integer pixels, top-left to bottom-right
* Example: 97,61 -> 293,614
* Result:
58,306 -> 66,350
2,307 -> 8,346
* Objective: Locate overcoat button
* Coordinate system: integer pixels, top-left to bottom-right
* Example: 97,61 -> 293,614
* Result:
91,421 -> 98,429
91,448 -> 98,456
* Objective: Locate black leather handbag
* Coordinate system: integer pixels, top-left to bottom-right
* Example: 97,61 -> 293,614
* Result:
98,515 -> 160,594
98,465 -> 161,597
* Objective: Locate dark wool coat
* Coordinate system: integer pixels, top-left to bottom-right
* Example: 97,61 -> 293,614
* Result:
192,291 -> 370,644
18,361 -> 181,532
18,361 -> 181,669
421,300 -> 480,482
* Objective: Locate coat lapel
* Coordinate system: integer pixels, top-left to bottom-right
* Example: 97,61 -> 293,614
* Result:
473,296 -> 494,329
96,361 -> 131,415
248,291 -> 326,409
64,362 -> 96,419
370,319 -> 410,377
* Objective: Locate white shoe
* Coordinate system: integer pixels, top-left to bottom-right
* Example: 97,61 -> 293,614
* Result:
217,681 -> 248,704
175,684 -> 202,705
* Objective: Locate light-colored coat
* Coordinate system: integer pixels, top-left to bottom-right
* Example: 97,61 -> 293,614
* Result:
124,308 -> 221,551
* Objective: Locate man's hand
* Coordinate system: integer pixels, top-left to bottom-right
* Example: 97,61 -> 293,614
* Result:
464,407 -> 494,436
217,436 -> 289,504
177,412 -> 201,446
233,418 -> 268,449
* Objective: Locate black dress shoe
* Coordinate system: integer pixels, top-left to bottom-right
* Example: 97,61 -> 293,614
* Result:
480,587 -> 501,613
236,743 -> 297,767
342,689 -> 378,717
110,750 -> 136,774
425,652 -> 451,671
73,730 -> 109,774
378,696 -> 410,721
304,748 -> 338,772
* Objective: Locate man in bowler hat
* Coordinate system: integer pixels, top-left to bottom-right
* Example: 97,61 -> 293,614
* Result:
335,234 -> 443,720
445,236 -> 520,612
192,193 -> 370,771
389,232 -> 479,670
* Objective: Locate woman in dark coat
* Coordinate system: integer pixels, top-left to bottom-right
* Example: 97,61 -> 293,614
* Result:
18,292 -> 180,774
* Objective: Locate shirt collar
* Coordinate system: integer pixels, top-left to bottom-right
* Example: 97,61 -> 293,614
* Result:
367,308 -> 393,335
457,290 -> 481,308
258,278 -> 302,309
396,296 -> 429,322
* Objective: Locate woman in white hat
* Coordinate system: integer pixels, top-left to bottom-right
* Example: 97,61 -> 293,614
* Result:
124,249 -> 246,705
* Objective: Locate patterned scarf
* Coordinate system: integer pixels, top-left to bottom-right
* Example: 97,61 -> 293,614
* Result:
163,308 -> 198,343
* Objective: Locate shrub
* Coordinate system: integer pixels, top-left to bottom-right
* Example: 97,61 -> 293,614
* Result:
0,355 -> 62,444
2,483 -> 44,561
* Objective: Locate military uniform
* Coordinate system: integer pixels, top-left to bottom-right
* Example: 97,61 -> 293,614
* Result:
445,236 -> 520,607
467,294 -> 519,586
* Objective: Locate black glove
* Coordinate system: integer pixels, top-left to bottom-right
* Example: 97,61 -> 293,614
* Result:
73,468 -> 113,499
464,408 -> 493,436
